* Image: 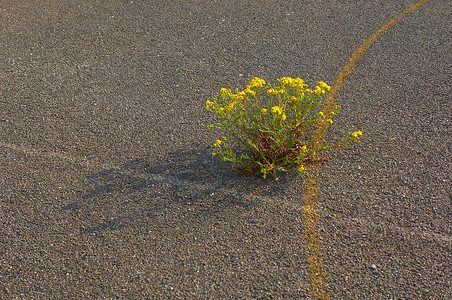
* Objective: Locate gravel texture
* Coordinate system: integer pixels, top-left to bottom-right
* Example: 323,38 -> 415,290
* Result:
1,0 -> 450,298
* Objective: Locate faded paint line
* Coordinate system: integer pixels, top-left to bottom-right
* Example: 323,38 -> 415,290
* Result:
303,0 -> 433,298
0,141 -> 118,171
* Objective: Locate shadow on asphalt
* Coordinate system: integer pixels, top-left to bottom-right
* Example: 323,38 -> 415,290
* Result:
62,148 -> 299,234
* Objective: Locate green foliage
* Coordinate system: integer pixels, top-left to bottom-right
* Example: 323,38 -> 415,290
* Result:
204,77 -> 362,180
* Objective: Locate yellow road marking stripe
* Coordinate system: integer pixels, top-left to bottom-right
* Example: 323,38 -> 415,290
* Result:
315,0 -> 432,139
303,1 -> 432,298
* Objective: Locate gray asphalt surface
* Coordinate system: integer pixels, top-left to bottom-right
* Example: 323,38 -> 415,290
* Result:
1,0 -> 451,298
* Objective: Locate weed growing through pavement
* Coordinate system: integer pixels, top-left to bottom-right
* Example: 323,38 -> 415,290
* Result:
204,77 -> 362,180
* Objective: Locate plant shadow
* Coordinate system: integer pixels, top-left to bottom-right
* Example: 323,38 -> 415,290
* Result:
63,147 -> 300,234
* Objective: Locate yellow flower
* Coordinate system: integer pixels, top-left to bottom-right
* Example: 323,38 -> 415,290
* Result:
261,108 -> 268,115
351,131 -> 363,138
297,165 -> 306,173
281,113 -> 287,121
231,93 -> 244,101
220,88 -> 231,98
206,100 -> 214,109
213,139 -> 222,147
231,90 -> 246,101
244,86 -> 255,96
271,106 -> 283,115
318,112 -> 325,118
326,119 -> 333,124
301,145 -> 307,151
292,78 -> 306,89
278,77 -> 293,86
314,86 -> 325,96
278,77 -> 306,89
267,88 -> 284,95
218,107 -> 224,114
317,81 -> 331,91
305,89 -> 313,94
225,101 -> 237,111
249,77 -> 266,88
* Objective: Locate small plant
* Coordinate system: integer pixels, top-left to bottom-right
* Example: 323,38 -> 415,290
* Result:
204,77 -> 362,180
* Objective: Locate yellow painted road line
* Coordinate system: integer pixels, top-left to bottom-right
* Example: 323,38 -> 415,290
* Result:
314,0 -> 433,140
303,164 -> 330,299
303,0 -> 432,299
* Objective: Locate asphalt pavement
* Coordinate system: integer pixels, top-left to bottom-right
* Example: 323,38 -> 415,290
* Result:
1,0 -> 450,298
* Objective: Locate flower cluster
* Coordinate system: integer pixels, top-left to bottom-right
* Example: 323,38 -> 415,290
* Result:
204,77 -> 362,180
351,131 -> 363,139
